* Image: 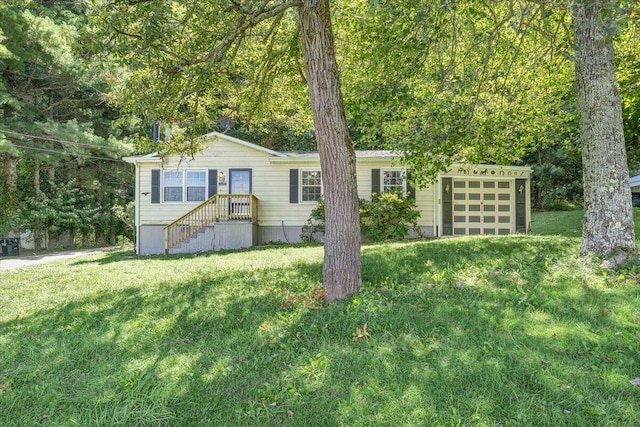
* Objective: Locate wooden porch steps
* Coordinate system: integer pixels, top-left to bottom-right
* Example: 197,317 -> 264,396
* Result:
164,194 -> 258,253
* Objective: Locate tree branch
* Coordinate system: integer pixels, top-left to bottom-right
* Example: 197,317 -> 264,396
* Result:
203,0 -> 302,70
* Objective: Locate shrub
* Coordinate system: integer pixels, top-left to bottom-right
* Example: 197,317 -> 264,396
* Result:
360,191 -> 421,241
300,192 -> 421,243
300,198 -> 326,243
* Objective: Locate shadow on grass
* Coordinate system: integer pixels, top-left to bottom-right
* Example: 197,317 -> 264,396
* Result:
70,242 -> 323,267
2,236 -> 639,425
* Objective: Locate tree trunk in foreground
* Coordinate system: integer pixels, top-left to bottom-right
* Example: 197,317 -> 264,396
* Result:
299,0 -> 362,301
571,0 -> 636,257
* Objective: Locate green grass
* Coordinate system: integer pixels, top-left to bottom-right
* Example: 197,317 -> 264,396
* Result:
530,207 -> 640,238
1,215 -> 640,425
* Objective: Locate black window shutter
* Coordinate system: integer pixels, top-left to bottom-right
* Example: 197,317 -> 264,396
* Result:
208,169 -> 218,198
371,169 -> 380,194
151,169 -> 160,203
406,171 -> 415,200
289,169 -> 299,203
151,121 -> 160,141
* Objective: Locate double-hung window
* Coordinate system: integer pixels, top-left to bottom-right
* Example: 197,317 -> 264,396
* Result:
163,171 -> 184,202
301,170 -> 322,202
163,170 -> 207,202
186,171 -> 206,202
383,169 -> 405,194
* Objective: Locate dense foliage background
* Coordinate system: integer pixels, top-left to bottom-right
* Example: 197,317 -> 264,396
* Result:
1,1 -> 638,247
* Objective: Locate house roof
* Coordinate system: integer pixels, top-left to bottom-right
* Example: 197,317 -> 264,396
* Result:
123,131 -> 400,164
122,132 -> 530,171
270,149 -> 399,163
122,132 -> 287,163
630,175 -> 640,188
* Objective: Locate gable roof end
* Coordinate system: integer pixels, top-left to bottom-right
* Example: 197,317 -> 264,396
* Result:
201,132 -> 286,157
123,131 -> 288,164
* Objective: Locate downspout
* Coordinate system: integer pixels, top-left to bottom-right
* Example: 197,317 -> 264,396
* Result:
134,160 -> 141,254
526,175 -> 532,233
434,177 -> 440,237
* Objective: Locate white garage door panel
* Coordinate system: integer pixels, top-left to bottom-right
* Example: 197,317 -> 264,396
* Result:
452,180 -> 513,235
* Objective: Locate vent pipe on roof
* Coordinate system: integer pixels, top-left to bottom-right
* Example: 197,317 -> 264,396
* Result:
151,120 -> 161,141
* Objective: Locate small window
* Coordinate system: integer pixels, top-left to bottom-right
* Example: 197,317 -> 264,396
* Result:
383,170 -> 405,193
301,170 -> 322,202
163,170 -> 208,203
163,171 -> 183,202
187,171 -> 207,202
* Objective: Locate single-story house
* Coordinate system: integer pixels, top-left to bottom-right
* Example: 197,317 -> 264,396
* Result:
124,132 -> 531,255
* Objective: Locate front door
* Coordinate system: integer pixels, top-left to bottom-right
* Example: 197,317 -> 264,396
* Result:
229,169 -> 252,194
228,169 -> 252,217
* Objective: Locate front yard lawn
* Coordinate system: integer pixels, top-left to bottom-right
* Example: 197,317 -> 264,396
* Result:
1,213 -> 640,425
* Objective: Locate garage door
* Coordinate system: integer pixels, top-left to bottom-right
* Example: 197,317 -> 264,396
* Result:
452,179 -> 513,235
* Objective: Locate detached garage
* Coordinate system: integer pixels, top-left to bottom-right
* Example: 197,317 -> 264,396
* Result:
439,165 -> 530,237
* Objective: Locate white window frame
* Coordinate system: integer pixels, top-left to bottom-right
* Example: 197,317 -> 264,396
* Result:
186,170 -> 207,202
300,169 -> 323,203
163,170 -> 184,203
382,169 -> 406,194
162,169 -> 208,203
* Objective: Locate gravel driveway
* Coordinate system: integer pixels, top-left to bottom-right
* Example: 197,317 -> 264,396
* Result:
0,247 -> 117,272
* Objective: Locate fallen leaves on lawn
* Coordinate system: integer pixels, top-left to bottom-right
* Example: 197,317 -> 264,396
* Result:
352,323 -> 370,342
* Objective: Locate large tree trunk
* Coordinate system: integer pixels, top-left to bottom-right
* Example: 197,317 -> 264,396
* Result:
3,152 -> 17,192
299,0 -> 362,301
571,0 -> 636,257
2,152 -> 18,230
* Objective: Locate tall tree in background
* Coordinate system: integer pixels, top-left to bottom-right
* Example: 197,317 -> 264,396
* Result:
0,1 -> 136,246
571,0 -> 636,257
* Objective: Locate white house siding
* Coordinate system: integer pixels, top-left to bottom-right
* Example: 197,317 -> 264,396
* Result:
137,138 -> 276,225
352,158 -> 435,236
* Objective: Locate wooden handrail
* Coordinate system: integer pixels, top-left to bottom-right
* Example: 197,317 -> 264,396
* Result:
164,194 -> 258,252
